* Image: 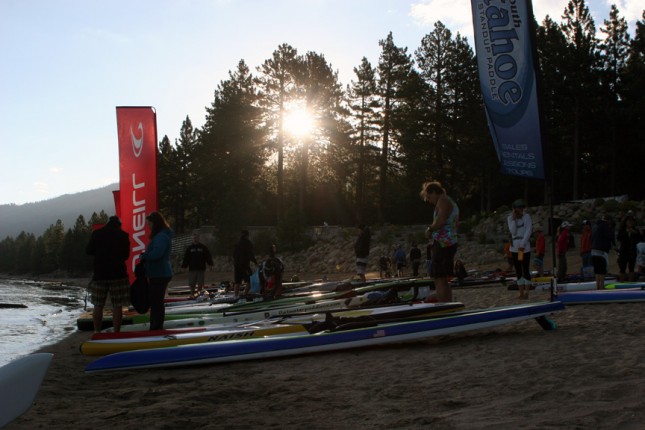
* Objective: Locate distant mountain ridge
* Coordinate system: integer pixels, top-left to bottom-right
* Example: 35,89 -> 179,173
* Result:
0,184 -> 118,238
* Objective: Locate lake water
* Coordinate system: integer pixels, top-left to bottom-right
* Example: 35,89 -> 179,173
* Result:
0,278 -> 86,367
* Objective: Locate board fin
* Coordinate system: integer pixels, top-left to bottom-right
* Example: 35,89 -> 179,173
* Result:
535,315 -> 557,331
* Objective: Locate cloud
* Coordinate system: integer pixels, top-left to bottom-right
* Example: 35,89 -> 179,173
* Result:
33,181 -> 49,194
49,167 -> 63,174
611,0 -> 643,26
409,0 -> 473,39
409,0 -> 641,42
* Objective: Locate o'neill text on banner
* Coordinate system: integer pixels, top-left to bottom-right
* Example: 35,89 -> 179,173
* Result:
471,0 -> 545,179
116,106 -> 158,282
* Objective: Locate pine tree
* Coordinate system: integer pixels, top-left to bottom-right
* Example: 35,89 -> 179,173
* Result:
560,0 -> 599,199
256,44 -> 304,225
598,4 -> 631,195
347,57 -> 381,223
376,32 -> 414,223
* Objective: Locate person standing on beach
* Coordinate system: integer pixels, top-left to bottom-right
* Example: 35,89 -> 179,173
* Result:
181,233 -> 214,297
591,216 -> 615,289
420,181 -> 459,302
616,213 -> 642,282
140,211 -> 173,331
393,244 -> 407,277
259,244 -> 285,299
86,216 -> 130,333
354,225 -> 371,282
556,221 -> 572,281
233,230 -> 257,297
507,199 -> 533,299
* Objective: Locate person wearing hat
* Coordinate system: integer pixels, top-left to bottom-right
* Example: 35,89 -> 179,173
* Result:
616,213 -> 642,281
507,199 -> 533,298
556,221 -> 572,281
580,220 -> 593,275
85,216 -> 130,333
533,224 -> 546,277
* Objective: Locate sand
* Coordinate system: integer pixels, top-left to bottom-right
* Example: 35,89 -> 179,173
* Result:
7,261 -> 645,429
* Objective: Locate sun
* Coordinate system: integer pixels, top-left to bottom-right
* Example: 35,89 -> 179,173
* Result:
283,107 -> 315,138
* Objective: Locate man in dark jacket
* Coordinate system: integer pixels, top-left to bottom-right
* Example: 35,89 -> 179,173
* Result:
233,230 -> 257,297
181,234 -> 214,296
86,216 -> 130,333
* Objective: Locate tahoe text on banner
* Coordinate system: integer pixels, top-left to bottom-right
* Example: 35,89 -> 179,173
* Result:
470,0 -> 545,179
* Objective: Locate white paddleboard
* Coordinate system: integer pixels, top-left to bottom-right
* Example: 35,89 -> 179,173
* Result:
0,353 -> 53,427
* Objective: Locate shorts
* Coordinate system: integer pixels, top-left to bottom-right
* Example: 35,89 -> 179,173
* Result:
188,270 -> 206,289
356,257 -> 368,275
234,266 -> 251,284
90,278 -> 130,307
592,255 -> 608,275
430,243 -> 457,278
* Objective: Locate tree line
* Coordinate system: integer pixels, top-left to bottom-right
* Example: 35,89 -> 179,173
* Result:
0,212 -> 108,276
159,1 -> 644,247
1,0 -> 643,274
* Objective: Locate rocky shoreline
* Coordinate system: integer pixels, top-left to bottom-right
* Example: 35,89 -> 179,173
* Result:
203,199 -> 642,278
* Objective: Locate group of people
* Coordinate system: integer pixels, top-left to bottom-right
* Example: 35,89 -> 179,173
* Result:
377,242 -> 425,279
505,201 -> 644,298
355,181 -> 460,302
86,211 -> 173,333
86,213 -> 284,333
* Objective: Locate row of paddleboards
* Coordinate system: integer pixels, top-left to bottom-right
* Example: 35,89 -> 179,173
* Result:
77,278 -> 436,331
80,302 -> 466,356
84,301 -> 565,372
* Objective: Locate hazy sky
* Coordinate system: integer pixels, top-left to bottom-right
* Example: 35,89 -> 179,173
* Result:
1,0 -> 641,205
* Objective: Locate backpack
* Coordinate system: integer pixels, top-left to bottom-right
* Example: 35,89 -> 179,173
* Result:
130,262 -> 149,314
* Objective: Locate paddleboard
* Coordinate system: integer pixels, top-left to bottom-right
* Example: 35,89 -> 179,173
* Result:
535,281 -> 645,292
85,301 -> 564,372
555,288 -> 645,304
81,323 -> 309,356
0,353 -> 53,427
76,309 -> 229,331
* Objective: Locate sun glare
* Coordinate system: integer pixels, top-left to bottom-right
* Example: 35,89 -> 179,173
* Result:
283,108 -> 315,138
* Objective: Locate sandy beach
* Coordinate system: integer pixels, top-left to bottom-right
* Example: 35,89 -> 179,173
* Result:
7,258 -> 645,429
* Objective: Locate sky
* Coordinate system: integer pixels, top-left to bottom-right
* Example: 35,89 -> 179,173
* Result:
1,0 -> 641,206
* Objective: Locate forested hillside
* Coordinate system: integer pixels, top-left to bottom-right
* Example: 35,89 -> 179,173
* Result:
154,2 -> 644,252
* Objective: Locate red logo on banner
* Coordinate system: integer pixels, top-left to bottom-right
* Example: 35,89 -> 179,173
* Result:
116,107 -> 158,282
